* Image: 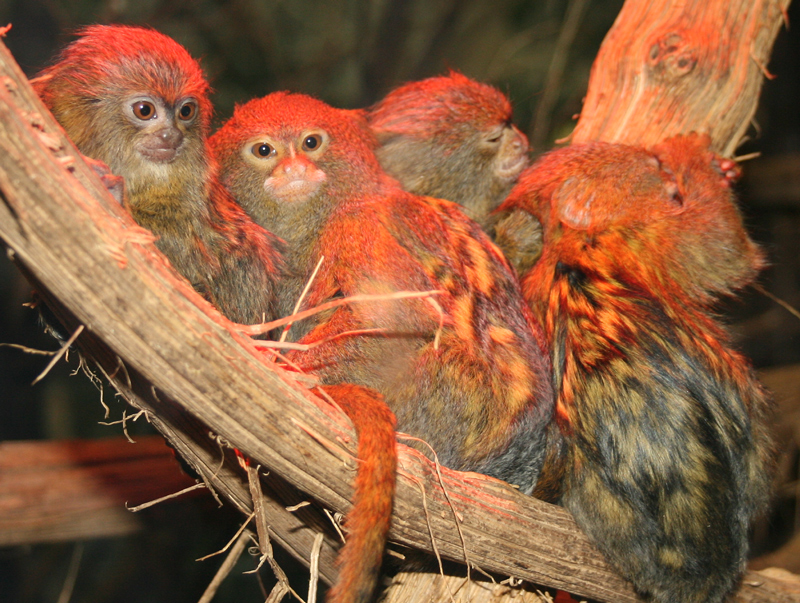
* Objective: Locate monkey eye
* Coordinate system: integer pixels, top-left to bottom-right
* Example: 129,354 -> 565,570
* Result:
482,126 -> 505,146
178,101 -> 197,122
132,101 -> 156,120
251,142 -> 276,158
301,133 -> 324,152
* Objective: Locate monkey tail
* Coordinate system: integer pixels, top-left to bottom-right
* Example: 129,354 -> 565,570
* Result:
322,384 -> 398,603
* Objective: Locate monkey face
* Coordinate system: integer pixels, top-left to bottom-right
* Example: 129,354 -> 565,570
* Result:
32,25 -> 213,200
123,93 -> 200,164
86,89 -> 207,197
366,72 -> 529,226
240,130 -> 329,204
211,92 -> 388,238
488,123 -> 529,182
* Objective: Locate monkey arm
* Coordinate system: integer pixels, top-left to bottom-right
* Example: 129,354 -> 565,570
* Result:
205,183 -> 287,327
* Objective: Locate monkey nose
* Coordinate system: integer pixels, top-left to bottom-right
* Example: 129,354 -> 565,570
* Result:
156,127 -> 184,149
512,127 -> 529,152
280,159 -> 308,179
137,127 -> 184,163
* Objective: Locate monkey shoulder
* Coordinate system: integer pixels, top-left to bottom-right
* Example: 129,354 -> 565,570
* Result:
314,188 -> 530,320
312,191 -> 442,294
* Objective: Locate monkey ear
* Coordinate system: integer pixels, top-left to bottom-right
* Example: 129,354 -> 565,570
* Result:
553,177 -> 597,229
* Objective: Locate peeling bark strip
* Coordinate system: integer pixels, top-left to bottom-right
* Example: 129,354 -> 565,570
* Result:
0,1 -> 798,600
571,0 -> 791,156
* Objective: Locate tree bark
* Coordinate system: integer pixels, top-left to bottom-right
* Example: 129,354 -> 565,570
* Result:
571,0 -> 790,156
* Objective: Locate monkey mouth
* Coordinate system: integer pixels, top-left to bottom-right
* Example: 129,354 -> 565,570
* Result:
136,133 -> 185,164
139,147 -> 179,163
265,177 -> 324,202
496,154 -> 528,181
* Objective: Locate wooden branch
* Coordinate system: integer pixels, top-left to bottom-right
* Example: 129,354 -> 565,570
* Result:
0,13 -> 797,603
571,0 -> 791,155
16,277 -> 343,587
0,436 -> 195,545
381,571 -> 551,603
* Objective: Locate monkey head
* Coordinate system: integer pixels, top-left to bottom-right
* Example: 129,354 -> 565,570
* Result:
210,92 -> 390,242
365,71 -> 529,225
33,25 -> 211,200
504,134 -> 764,301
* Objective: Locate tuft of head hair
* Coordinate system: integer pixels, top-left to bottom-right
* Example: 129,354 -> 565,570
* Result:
503,134 -> 764,300
34,24 -> 212,133
368,71 -> 513,142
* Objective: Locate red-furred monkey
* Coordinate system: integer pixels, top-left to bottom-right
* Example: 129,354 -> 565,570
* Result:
211,92 -> 555,603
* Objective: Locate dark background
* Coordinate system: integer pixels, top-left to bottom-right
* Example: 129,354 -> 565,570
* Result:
0,0 -> 798,601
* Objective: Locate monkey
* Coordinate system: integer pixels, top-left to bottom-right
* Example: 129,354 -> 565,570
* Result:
32,25 -> 284,325
210,91 -> 555,603
498,134 -> 774,603
363,71 -> 530,232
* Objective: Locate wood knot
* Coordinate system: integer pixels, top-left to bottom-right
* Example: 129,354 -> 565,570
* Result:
647,33 -> 697,78
1,75 -> 16,93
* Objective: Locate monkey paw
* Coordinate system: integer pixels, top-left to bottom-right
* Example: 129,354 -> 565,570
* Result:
712,156 -> 741,186
82,154 -> 127,205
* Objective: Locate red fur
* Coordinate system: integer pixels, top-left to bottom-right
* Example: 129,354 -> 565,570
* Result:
36,25 -> 212,133
323,385 -> 397,603
34,25 -> 284,326
364,72 -> 529,229
499,134 -> 774,603
367,71 -> 513,142
211,92 -> 553,603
